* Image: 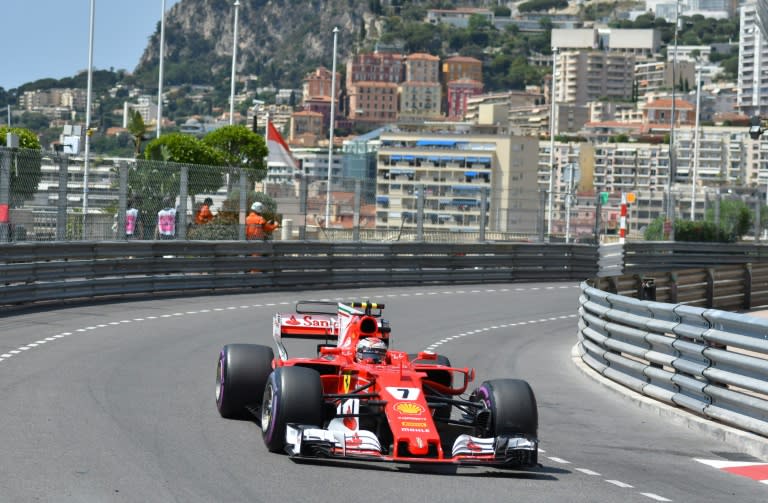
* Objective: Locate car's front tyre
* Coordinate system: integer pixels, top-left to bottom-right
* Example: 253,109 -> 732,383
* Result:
216,344 -> 274,419
261,366 -> 323,453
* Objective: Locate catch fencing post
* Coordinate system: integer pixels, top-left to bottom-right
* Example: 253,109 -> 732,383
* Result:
479,186 -> 487,242
0,144 -> 10,242
118,161 -> 128,239
56,152 -> 69,241
239,167 -> 247,240
178,165 -> 188,239
353,180 -> 361,241
416,183 -> 424,241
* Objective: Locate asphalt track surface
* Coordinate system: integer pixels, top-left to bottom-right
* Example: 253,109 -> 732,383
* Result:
1,282 -> 766,502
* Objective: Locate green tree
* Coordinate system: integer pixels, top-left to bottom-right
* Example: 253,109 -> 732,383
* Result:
127,110 -> 148,158
143,133 -> 227,199
0,126 -> 43,205
202,125 -> 268,182
704,198 -> 753,241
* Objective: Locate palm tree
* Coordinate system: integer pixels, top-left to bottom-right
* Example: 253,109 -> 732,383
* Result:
127,110 -> 147,158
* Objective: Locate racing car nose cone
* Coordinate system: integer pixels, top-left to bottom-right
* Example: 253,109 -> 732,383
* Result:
408,437 -> 429,456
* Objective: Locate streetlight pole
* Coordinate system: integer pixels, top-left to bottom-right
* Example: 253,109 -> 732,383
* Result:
156,0 -> 166,138
666,0 -> 680,238
690,63 -> 701,220
546,48 -> 558,240
229,0 -> 241,125
83,0 -> 95,237
325,26 -> 339,229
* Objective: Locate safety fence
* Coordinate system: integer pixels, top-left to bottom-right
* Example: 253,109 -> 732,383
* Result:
577,281 -> 768,438
0,241 -> 597,309
598,242 -> 768,277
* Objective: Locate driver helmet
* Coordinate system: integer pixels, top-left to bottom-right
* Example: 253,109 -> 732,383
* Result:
356,337 -> 387,363
251,201 -> 264,213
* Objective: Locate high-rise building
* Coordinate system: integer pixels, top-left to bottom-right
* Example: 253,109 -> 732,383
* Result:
737,3 -> 768,117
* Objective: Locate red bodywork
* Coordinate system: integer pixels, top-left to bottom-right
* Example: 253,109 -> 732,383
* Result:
271,302 -> 485,463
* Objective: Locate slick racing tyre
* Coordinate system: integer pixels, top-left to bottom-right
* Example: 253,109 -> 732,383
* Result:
409,353 -> 452,421
472,379 -> 538,438
216,344 -> 274,419
261,366 -> 324,453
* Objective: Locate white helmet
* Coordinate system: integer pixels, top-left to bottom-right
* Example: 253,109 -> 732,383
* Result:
251,202 -> 264,213
356,337 -> 387,363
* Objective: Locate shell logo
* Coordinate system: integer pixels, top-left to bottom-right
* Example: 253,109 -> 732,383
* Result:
394,402 -> 424,415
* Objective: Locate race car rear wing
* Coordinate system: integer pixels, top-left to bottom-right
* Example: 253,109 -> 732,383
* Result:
272,300 -> 387,360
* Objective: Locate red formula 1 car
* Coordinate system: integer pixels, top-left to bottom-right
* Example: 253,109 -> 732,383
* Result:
215,301 -> 539,468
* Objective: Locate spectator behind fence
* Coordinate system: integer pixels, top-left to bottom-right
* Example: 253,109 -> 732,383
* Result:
246,201 -> 278,241
126,199 -> 141,239
195,197 -> 214,225
155,197 -> 177,240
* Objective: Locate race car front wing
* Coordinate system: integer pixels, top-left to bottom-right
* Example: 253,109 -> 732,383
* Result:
284,424 -> 538,467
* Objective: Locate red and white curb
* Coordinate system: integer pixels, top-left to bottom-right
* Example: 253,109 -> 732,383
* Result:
694,459 -> 768,484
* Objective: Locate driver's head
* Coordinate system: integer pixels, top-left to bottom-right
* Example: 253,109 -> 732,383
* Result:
356,337 -> 387,363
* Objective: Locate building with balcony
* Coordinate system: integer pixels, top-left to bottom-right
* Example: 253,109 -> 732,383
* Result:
737,3 -> 768,117
556,51 -> 636,105
442,56 -> 483,85
376,122 -> 539,234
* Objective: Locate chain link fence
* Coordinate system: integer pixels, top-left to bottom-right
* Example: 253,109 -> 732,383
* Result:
1,146 -> 599,243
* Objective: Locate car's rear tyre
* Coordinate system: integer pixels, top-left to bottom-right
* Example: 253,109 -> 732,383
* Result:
261,366 -> 323,453
410,353 -> 452,421
216,344 -> 274,419
472,379 -> 538,438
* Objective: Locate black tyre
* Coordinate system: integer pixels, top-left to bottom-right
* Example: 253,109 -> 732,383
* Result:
472,379 -> 538,438
410,353 -> 452,421
216,344 -> 274,419
261,366 -> 324,453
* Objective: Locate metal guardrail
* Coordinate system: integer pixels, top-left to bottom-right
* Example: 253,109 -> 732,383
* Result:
598,242 -> 767,277
578,281 -> 768,438
0,241 -> 598,309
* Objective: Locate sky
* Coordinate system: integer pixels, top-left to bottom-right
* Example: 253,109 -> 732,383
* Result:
2,0 -> 182,90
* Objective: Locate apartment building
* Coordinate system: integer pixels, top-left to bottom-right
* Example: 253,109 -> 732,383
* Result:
738,2 -> 768,117
551,28 -> 660,57
442,56 -> 483,85
425,8 -> 493,28
376,121 -> 539,234
556,51 -> 636,105
635,60 -> 697,100
445,78 -> 483,119
399,53 -> 442,118
302,66 -> 340,101
346,52 -> 404,126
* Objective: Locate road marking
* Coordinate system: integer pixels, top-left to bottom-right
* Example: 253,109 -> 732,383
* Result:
640,494 -> 671,502
606,480 -> 634,488
694,458 -> 768,483
575,468 -> 601,476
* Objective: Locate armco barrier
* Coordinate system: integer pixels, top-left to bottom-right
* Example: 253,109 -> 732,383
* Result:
578,281 -> 768,438
0,241 -> 598,309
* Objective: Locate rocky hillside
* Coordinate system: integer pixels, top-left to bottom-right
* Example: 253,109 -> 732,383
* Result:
137,0 -> 383,87
135,0 -> 496,88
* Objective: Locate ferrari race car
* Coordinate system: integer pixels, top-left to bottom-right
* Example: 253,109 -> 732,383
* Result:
215,301 -> 539,467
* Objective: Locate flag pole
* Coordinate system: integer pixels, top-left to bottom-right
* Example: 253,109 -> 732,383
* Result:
264,111 -> 269,195
324,27 -> 339,230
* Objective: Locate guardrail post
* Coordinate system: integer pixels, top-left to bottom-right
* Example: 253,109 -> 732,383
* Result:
706,268 -> 715,308
56,152 -> 69,241
668,272 -> 678,303
744,263 -> 753,310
